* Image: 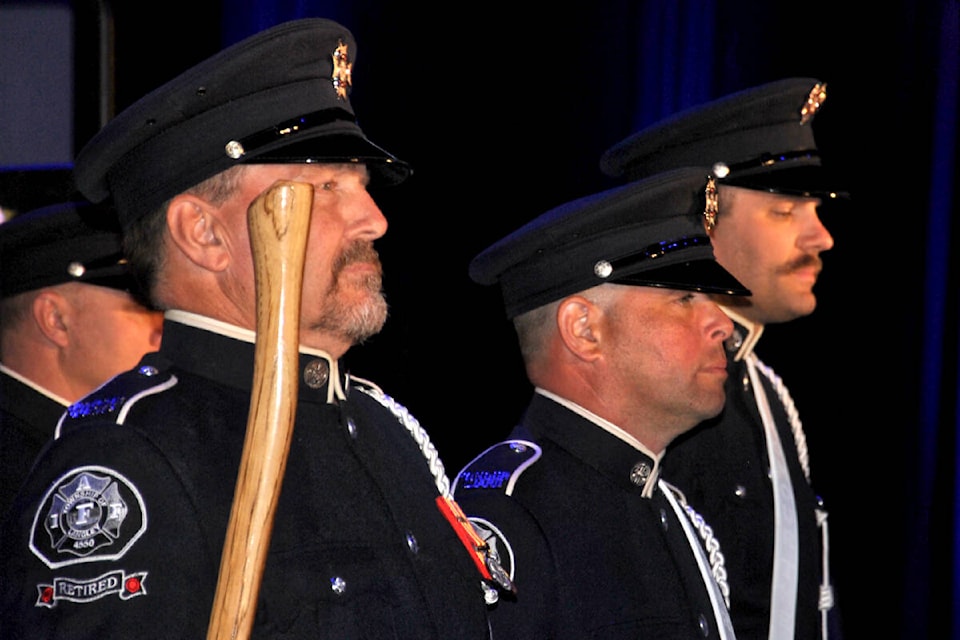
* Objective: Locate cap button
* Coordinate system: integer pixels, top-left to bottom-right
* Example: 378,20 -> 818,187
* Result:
593,260 -> 613,279
224,140 -> 245,159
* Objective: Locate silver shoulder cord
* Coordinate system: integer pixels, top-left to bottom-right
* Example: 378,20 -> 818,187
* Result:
356,386 -> 503,605
356,385 -> 451,497
662,480 -> 736,640
751,355 -> 834,640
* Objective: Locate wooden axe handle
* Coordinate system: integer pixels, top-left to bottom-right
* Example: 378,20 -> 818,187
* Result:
206,180 -> 313,640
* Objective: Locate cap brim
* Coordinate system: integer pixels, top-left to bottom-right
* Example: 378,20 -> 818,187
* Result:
612,259 -> 751,296
248,133 -> 412,186
722,164 -> 849,199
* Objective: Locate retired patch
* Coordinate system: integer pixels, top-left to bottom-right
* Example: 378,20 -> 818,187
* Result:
30,466 -> 147,569
35,570 -> 148,607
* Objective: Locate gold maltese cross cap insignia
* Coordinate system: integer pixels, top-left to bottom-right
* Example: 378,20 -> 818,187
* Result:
331,39 -> 353,100
703,175 -> 719,231
799,82 -> 827,125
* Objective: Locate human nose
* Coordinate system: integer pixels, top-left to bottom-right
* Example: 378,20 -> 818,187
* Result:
351,189 -> 388,241
798,207 -> 834,254
706,302 -> 734,342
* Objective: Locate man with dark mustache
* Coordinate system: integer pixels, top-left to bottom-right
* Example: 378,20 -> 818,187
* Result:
0,19 -> 500,640
600,78 -> 848,640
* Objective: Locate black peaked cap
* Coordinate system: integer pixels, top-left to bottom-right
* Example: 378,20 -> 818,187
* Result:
600,78 -> 847,198
74,18 -> 410,228
470,167 -> 750,319
0,200 -> 138,298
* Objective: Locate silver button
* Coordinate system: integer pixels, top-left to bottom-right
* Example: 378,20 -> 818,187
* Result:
629,462 -> 651,486
406,532 -> 419,554
741,373 -> 750,390
137,365 -> 159,377
698,613 -> 709,636
724,329 -> 744,353
347,417 -> 358,438
659,509 -> 669,530
330,576 -> 346,595
303,359 -> 329,388
712,161 -> 730,178
594,260 -> 613,278
509,442 -> 528,453
224,140 -> 245,159
734,485 -> 747,498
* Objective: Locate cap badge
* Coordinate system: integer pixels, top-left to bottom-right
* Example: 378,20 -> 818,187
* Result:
800,82 -> 827,125
703,175 -> 718,231
331,39 -> 353,100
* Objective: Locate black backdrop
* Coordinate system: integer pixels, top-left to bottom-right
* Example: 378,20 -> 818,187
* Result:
82,1 -> 960,637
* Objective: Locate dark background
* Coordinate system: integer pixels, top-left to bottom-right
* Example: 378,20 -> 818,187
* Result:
4,1 -> 959,637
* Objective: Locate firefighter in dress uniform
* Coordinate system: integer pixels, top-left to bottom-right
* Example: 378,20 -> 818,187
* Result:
454,166 -> 751,639
0,19 -> 505,639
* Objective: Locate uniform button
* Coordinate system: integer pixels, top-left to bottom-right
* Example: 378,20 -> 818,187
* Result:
741,373 -> 750,390
725,329 -> 744,353
303,359 -> 329,388
629,462 -> 651,486
734,485 -> 747,498
406,531 -> 419,554
346,417 -> 358,438
330,576 -> 346,595
659,509 -> 669,531
137,365 -> 159,376
698,613 -> 709,636
482,582 -> 500,605
509,442 -> 528,453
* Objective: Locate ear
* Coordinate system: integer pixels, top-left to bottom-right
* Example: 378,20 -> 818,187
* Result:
31,291 -> 71,348
166,194 -> 231,271
556,296 -> 603,362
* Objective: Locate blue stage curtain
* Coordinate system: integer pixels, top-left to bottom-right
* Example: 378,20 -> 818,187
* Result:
911,2 -> 960,637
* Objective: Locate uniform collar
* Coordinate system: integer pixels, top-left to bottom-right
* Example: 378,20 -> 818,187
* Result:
529,389 -> 662,498
0,362 -> 71,406
718,305 -> 764,362
161,310 -> 347,403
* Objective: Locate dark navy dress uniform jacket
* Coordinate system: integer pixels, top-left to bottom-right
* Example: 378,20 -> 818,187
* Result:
0,370 -> 69,519
662,318 -> 830,640
0,316 -> 492,640
453,392 -> 733,640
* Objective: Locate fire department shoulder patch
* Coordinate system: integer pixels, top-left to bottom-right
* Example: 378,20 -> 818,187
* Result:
30,466 -> 147,569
